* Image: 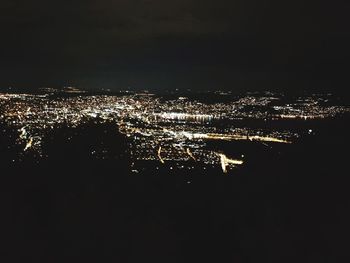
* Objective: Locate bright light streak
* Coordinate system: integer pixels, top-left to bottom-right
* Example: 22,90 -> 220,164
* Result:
216,153 -> 243,173
157,146 -> 165,164
248,135 -> 291,144
19,127 -> 27,139
24,137 -> 33,151
186,148 -> 196,161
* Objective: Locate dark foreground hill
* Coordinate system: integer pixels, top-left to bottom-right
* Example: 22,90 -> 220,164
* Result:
0,118 -> 349,263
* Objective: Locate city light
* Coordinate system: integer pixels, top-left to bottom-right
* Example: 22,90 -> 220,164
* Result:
0,91 -> 348,173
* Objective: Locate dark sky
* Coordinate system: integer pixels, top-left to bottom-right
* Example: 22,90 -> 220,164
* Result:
1,0 -> 349,92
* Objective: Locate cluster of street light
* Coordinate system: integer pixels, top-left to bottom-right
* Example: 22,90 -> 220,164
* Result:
0,90 -> 348,173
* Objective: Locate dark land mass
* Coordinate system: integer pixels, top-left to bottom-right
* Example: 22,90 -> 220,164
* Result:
0,117 -> 349,262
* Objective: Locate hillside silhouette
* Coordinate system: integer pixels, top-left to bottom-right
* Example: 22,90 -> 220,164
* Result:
0,117 -> 349,262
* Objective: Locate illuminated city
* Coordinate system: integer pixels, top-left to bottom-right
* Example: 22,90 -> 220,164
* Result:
1,89 -> 349,173
2,0 -> 349,261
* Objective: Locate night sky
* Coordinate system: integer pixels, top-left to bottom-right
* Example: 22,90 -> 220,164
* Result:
1,0 -> 349,92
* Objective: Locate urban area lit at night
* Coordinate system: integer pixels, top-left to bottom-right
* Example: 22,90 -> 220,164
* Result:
2,0 -> 350,261
1,88 -> 349,173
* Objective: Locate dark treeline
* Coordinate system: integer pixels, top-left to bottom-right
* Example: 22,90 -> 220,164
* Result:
0,118 -> 349,262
